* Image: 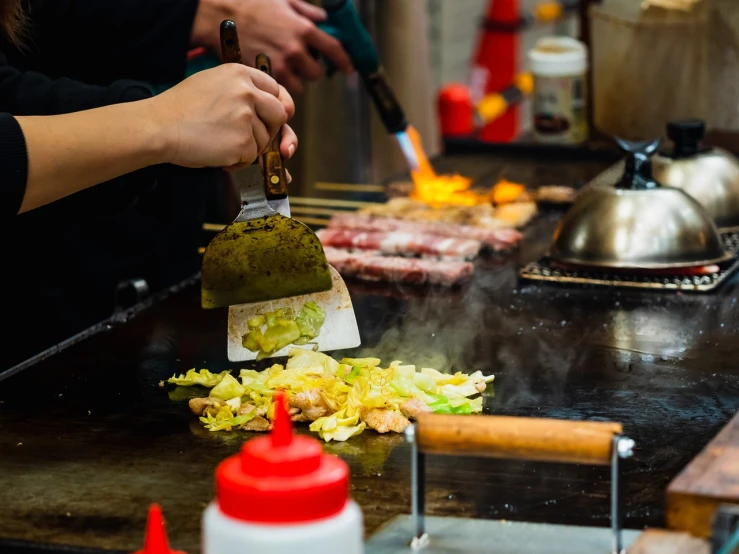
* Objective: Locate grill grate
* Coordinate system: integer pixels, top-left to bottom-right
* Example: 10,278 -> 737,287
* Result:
520,231 -> 739,292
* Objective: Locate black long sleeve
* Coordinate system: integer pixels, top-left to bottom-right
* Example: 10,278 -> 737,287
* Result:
0,47 -> 153,216
0,113 -> 27,217
0,50 -> 153,116
0,0 -> 199,215
3,0 -> 200,87
0,0 -> 218,368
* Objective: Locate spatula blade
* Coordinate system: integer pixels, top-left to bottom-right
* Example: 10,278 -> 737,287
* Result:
267,197 -> 290,217
227,265 -> 360,362
201,214 -> 332,308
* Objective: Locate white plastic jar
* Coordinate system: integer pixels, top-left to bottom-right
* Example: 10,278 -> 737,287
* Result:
202,392 -> 363,554
528,36 -> 589,145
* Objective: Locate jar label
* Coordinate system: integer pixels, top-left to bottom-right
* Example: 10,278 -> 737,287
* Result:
532,75 -> 588,145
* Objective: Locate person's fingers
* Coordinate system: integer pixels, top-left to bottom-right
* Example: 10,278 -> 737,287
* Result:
251,118 -> 272,156
289,0 -> 327,22
280,124 -> 298,159
304,26 -> 353,74
277,85 -> 295,120
245,67 -> 281,97
228,164 -> 292,183
253,90 -> 288,138
224,162 -> 251,172
286,42 -> 324,81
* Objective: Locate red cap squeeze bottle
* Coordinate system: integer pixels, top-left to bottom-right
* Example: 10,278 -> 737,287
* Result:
202,392 -> 363,554
133,504 -> 184,554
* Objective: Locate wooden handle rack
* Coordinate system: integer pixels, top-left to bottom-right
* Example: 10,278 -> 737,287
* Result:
405,414 -> 634,554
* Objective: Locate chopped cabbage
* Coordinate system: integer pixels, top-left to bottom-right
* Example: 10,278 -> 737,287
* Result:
286,348 -> 340,374
241,303 -> 326,358
247,315 -> 266,329
200,404 -> 256,432
295,301 -> 326,339
175,350 -> 494,442
310,409 -> 367,442
209,374 -> 246,400
341,357 -> 381,368
225,397 -> 242,411
168,369 -> 230,388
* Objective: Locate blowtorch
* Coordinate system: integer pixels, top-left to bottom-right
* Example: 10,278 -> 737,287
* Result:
316,0 -> 421,173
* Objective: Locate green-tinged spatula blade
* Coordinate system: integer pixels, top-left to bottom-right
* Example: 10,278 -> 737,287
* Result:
201,214 -> 332,308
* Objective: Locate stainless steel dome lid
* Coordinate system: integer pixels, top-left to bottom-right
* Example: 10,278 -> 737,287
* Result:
652,120 -> 739,231
549,138 -> 732,269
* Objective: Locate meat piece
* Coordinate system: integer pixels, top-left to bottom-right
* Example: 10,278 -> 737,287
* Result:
236,404 -> 271,431
289,389 -> 332,422
535,186 -> 576,204
360,408 -> 411,434
399,398 -> 432,420
239,416 -> 272,432
189,397 -> 222,416
359,197 -> 426,217
475,381 -> 487,393
327,213 -> 522,251
494,202 -> 538,228
323,247 -> 473,287
465,204 -> 509,230
316,228 -> 481,260
405,206 -> 469,224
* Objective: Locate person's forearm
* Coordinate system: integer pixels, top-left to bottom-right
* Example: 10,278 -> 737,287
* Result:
16,99 -> 171,213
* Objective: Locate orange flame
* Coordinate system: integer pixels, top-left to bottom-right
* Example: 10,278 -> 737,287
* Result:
406,126 -> 486,206
404,125 -> 526,207
491,180 -> 526,205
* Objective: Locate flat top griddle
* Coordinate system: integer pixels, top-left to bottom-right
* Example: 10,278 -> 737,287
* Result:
1,153 -> 738,554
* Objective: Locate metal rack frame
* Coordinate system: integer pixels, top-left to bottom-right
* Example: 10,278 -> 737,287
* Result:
404,424 -> 635,554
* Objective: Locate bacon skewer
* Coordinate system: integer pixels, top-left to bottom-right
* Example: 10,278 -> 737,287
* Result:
317,228 -> 482,260
324,247 -> 473,287
327,212 -> 522,252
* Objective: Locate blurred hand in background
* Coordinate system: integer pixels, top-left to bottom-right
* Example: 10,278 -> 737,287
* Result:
192,0 -> 353,95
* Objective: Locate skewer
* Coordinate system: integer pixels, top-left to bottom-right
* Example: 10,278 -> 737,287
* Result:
290,206 -> 352,217
315,182 -> 385,193
203,223 -> 226,232
291,216 -> 329,227
290,196 -> 381,208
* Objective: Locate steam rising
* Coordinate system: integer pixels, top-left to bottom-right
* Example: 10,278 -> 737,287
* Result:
332,255 -> 593,413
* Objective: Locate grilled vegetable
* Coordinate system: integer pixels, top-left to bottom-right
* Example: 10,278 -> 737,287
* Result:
241,302 -> 327,358
168,369 -> 231,388
295,301 -> 326,340
168,350 -> 494,441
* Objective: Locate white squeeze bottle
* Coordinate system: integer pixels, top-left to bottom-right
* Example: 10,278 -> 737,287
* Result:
202,391 -> 363,554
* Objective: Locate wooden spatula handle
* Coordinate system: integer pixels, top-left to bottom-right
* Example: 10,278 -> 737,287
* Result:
255,54 -> 288,200
220,20 -> 242,64
415,414 -> 623,466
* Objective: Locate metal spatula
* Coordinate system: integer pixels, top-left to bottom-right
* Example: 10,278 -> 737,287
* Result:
203,21 -> 360,361
201,21 -> 333,309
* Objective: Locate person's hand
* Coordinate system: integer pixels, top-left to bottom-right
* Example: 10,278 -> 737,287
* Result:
148,64 -> 298,169
191,0 -> 353,95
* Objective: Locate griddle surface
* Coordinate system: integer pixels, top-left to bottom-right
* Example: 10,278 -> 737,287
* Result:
1,154 -> 738,554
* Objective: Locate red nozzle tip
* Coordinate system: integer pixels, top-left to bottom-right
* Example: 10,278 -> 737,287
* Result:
271,391 -> 293,447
